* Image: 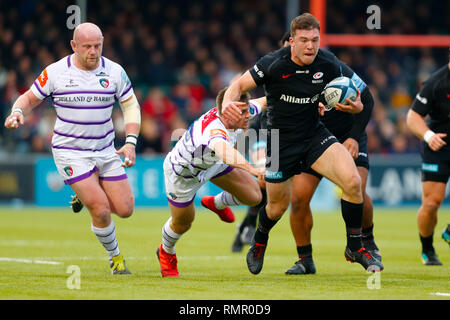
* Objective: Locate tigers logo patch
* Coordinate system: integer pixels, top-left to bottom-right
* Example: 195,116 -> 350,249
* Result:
99,78 -> 110,88
64,166 -> 73,177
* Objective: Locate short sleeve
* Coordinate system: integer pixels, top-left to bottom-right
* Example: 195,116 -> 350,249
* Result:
411,79 -> 434,117
339,61 -> 367,92
30,67 -> 53,100
248,54 -> 272,86
116,66 -> 134,102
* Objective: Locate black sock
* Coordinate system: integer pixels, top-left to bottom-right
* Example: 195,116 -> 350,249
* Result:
297,244 -> 312,258
445,224 -> 450,234
362,224 -> 374,243
254,205 -> 278,244
341,199 -> 363,251
420,233 -> 434,253
241,189 -> 266,233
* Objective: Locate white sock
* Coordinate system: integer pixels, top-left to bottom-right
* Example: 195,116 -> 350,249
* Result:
214,191 -> 242,209
91,220 -> 120,258
162,218 -> 181,254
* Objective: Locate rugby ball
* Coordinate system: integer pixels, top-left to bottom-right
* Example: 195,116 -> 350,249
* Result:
321,76 -> 357,111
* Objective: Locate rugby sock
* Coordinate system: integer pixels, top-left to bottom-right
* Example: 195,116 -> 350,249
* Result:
240,189 -> 266,233
362,224 -> 375,244
341,199 -> 364,251
214,191 -> 243,210
420,233 -> 434,253
254,206 -> 279,244
162,218 -> 181,254
91,221 -> 120,258
297,244 -> 312,258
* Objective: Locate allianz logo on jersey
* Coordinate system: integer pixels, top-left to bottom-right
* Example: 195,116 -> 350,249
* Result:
280,94 -> 316,104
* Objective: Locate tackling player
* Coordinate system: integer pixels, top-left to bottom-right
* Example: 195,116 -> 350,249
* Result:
406,56 -> 450,265
222,13 -> 383,274
4,23 -> 141,274
156,88 -> 266,277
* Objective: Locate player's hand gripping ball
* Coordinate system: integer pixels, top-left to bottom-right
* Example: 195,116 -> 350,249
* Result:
320,76 -> 358,111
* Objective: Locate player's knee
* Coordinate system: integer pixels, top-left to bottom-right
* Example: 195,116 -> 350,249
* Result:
247,188 -> 262,207
115,197 -> 134,218
290,195 -> 310,214
267,201 -> 289,219
90,206 -> 111,225
343,172 -> 362,197
422,196 -> 442,212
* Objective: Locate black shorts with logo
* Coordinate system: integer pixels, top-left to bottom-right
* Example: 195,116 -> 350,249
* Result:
265,123 -> 338,183
303,132 -> 369,179
421,145 -> 450,183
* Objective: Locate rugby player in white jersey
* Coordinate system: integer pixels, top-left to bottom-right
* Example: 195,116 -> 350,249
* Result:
4,23 -> 141,275
156,87 -> 266,277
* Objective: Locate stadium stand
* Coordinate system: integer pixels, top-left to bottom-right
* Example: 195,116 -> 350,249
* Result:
0,0 -> 448,156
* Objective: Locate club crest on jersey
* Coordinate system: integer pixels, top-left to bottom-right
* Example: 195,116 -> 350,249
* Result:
99,78 -> 110,88
313,72 -> 323,79
64,166 -> 73,177
312,72 -> 324,83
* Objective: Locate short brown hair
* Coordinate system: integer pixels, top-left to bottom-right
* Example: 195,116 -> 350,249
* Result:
290,13 -> 320,36
216,87 -> 251,116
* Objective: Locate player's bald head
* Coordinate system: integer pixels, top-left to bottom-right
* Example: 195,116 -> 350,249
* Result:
73,22 -> 103,43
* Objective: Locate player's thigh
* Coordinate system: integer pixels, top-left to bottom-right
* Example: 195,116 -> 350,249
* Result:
168,201 -> 196,231
99,178 -> 134,217
70,171 -> 110,212
210,168 -> 261,205
311,142 -> 361,192
291,172 -> 321,206
422,181 -> 446,205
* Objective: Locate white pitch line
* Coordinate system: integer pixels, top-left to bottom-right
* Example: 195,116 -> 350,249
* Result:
0,257 -> 63,265
431,292 -> 450,297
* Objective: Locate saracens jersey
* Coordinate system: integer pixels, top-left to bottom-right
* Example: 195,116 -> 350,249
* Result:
249,46 -> 371,143
412,64 -> 450,154
168,100 -> 262,182
30,54 -> 134,156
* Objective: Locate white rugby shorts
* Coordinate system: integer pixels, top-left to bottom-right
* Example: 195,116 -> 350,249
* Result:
163,155 -> 233,207
53,149 -> 127,185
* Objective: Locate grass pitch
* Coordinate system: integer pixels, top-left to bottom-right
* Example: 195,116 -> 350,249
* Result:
0,206 -> 449,300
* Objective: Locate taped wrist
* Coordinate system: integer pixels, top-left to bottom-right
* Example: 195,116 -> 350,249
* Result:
125,134 -> 138,147
119,94 -> 141,126
424,130 -> 435,144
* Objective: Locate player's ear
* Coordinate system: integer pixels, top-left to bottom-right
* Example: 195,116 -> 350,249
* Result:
70,39 -> 77,52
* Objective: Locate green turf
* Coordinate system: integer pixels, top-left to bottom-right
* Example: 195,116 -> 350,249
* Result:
0,206 -> 449,300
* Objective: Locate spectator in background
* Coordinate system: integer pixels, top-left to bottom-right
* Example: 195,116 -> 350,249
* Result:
141,87 -> 187,153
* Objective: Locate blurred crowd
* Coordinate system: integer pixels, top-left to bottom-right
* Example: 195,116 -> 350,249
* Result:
0,0 -> 448,156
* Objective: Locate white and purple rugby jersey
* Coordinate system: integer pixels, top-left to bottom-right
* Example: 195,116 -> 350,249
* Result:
168,100 -> 262,182
30,55 -> 134,156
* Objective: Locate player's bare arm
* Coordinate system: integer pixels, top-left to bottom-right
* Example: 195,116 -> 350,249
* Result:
211,139 -> 265,180
222,71 -> 258,123
4,90 -> 42,130
406,109 -> 447,151
335,88 -> 363,114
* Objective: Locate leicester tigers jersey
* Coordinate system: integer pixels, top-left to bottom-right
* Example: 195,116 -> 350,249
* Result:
168,100 -> 262,181
30,54 -> 134,156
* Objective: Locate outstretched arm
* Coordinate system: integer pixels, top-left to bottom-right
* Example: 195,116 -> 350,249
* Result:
4,90 -> 43,129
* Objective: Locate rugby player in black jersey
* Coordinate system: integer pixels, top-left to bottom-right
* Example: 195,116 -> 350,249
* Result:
222,13 -> 383,274
407,57 -> 450,266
